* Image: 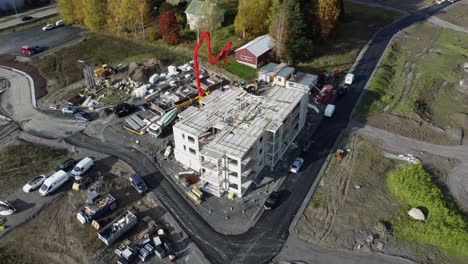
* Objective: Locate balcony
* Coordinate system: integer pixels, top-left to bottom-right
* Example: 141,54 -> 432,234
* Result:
201,170 -> 221,185
201,159 -> 219,171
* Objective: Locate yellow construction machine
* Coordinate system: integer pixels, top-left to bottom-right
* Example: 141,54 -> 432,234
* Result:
176,91 -> 210,109
94,64 -> 116,78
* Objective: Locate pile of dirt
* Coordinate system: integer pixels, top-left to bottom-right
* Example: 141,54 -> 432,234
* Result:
128,58 -> 167,83
0,54 -> 47,99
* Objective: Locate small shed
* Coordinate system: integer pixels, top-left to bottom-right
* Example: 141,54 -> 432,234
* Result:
258,63 -> 289,83
286,72 -> 318,93
273,66 -> 295,87
235,35 -> 275,68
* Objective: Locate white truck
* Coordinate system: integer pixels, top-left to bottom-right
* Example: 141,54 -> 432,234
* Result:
147,108 -> 178,138
39,170 -> 69,196
324,104 -> 336,117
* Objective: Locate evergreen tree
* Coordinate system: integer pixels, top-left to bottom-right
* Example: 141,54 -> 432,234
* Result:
286,0 -> 309,62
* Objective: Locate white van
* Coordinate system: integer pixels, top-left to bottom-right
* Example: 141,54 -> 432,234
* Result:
55,20 -> 65,27
39,170 -> 69,196
72,157 -> 94,177
324,104 -> 336,117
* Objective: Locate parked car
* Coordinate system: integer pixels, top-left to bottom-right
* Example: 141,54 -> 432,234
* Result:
23,175 -> 46,193
55,20 -> 65,27
55,158 -> 76,171
130,174 -> 148,194
74,111 -> 92,122
21,16 -> 34,21
112,103 -> 135,117
39,170 -> 69,196
264,191 -> 280,210
289,158 -> 304,173
302,142 -> 313,153
71,157 -> 94,177
42,24 -> 55,31
67,95 -> 86,106
20,45 -> 46,55
62,107 -> 78,114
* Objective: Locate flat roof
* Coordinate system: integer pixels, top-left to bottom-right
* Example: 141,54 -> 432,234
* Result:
174,86 -> 305,158
277,67 -> 295,78
289,71 -> 318,86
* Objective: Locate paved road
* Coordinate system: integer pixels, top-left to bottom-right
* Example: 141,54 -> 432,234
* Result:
0,25 -> 84,56
0,5 -> 58,30
350,120 -> 468,210
0,2 -> 458,264
0,67 -> 87,138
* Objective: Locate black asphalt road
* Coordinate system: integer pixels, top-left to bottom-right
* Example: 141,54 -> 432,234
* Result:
0,25 -> 84,56
64,3 -> 450,264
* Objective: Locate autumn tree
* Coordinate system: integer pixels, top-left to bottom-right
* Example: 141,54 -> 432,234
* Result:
107,0 -> 125,33
57,0 -> 74,23
82,0 -> 106,31
316,0 -> 341,39
234,0 -> 272,39
159,10 -> 180,45
269,7 -> 289,61
136,0 -> 151,38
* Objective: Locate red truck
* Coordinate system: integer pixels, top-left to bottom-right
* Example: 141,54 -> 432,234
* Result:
314,85 -> 336,105
21,45 -> 45,55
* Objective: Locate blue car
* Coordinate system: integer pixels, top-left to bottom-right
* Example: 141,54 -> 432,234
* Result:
74,111 -> 92,122
62,107 -> 78,114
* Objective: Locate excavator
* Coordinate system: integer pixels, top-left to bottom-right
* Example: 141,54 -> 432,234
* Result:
242,81 -> 270,95
94,64 -> 116,78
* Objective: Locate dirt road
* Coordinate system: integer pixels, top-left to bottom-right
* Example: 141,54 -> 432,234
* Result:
349,120 -> 468,211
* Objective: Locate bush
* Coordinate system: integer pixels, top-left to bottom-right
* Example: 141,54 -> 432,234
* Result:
387,163 -> 468,255
180,29 -> 196,42
147,27 -> 160,41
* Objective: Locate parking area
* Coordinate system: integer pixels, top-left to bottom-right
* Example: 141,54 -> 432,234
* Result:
0,25 -> 84,56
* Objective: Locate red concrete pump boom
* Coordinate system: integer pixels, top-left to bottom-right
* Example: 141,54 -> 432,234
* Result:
193,31 -> 232,97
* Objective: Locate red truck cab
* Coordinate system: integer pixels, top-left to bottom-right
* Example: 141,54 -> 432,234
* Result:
314,85 -> 336,105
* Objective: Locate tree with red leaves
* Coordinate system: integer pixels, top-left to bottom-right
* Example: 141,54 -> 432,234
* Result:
158,10 -> 180,45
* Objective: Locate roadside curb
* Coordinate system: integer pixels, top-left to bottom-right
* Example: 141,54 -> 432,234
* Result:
0,12 -> 58,32
0,66 -> 36,108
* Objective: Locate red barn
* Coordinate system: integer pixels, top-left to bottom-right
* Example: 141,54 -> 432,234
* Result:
235,35 -> 275,69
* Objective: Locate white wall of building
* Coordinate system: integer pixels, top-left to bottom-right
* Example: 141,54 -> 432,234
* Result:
173,126 -> 202,171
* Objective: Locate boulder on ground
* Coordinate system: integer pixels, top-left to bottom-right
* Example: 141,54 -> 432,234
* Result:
408,207 -> 426,221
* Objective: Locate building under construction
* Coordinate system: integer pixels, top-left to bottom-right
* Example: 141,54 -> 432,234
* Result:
173,85 -> 308,197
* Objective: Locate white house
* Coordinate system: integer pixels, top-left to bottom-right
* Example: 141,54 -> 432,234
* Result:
185,0 -> 224,31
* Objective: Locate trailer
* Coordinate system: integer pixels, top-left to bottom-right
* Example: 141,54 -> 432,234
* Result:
97,211 -> 137,245
77,193 -> 117,224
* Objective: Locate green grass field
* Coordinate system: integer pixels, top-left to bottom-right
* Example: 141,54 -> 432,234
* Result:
356,23 -> 468,129
0,141 -> 67,199
387,163 -> 468,255
296,1 -> 404,74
